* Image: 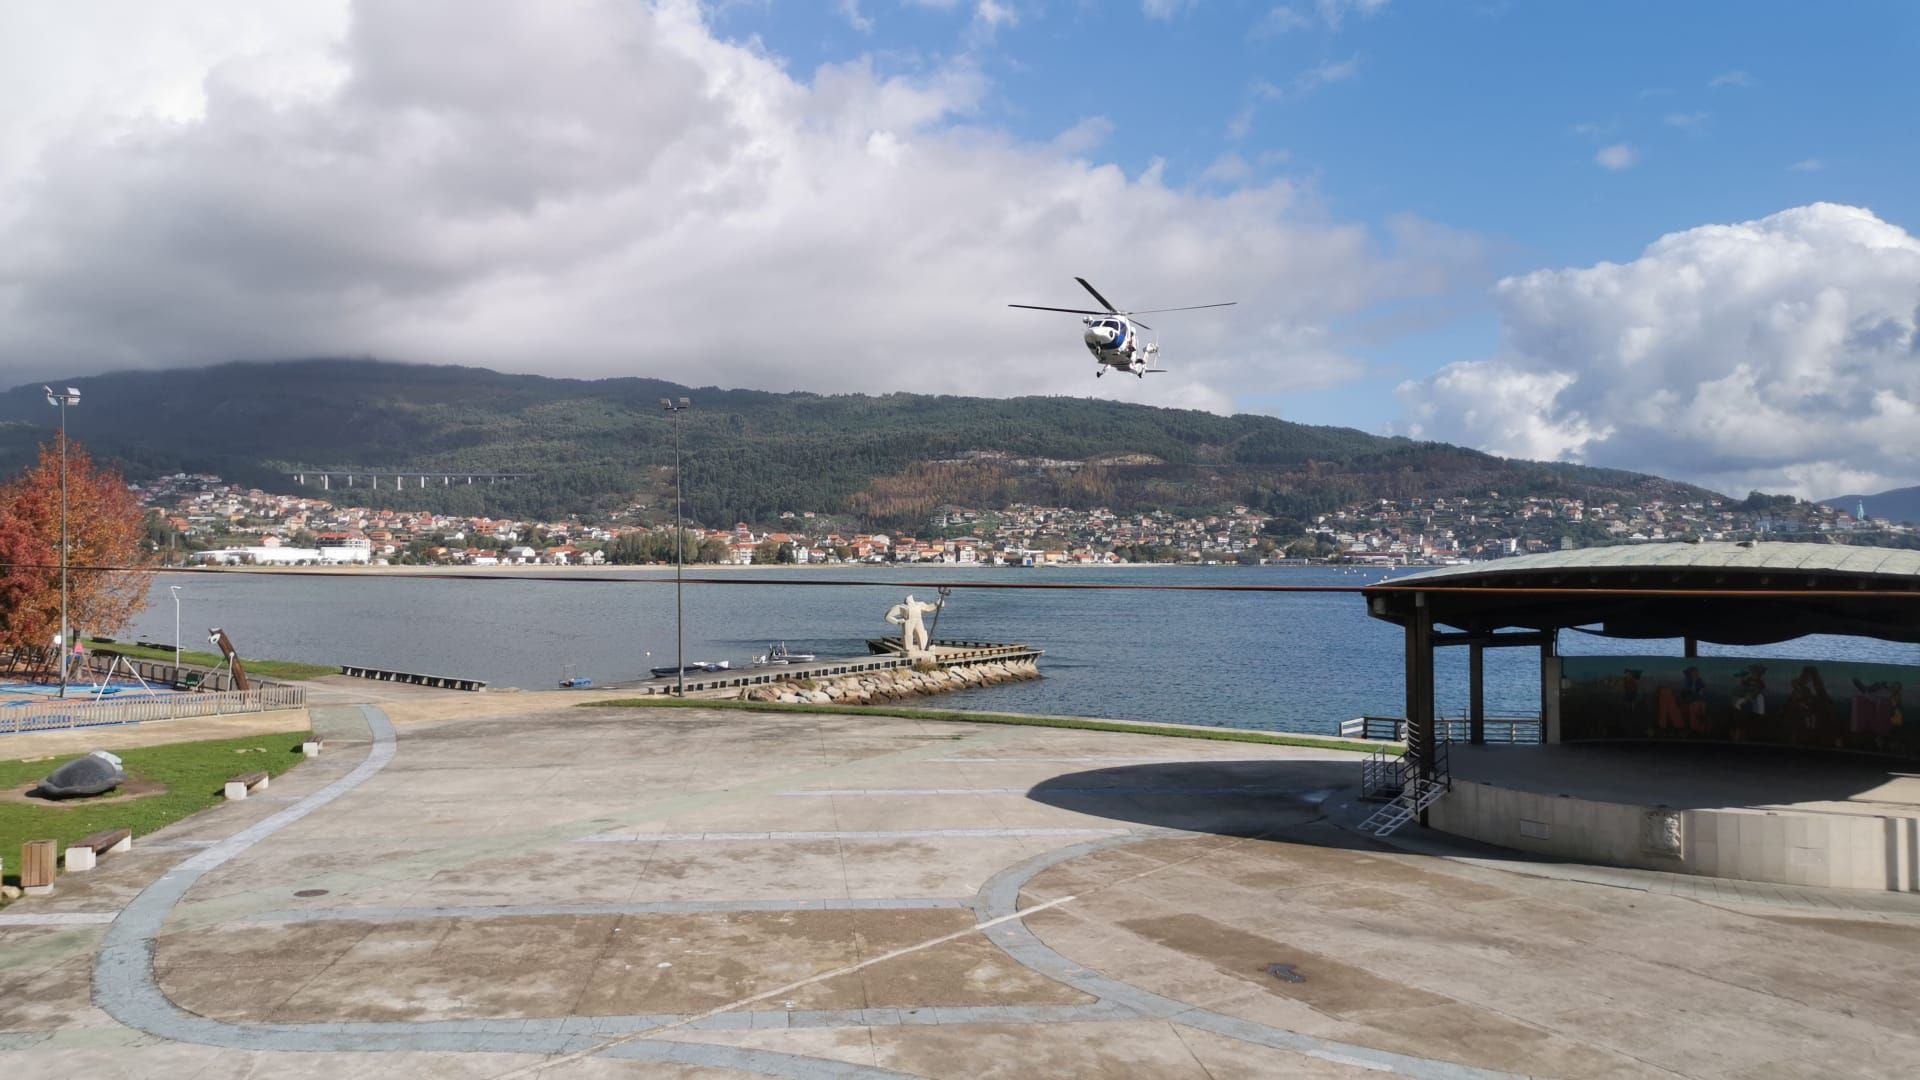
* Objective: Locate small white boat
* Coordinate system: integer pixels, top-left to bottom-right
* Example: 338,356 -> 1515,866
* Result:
651,660 -> 730,678
753,642 -> 817,666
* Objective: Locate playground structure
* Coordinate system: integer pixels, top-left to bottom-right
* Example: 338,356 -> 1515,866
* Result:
0,624 -> 255,703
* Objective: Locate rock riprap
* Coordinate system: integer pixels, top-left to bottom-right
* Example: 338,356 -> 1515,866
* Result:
738,657 -> 1039,705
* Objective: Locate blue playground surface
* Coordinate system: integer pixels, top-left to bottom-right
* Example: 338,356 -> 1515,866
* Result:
0,677 -> 183,704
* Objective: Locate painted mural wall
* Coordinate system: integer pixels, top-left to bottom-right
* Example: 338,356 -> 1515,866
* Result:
1560,655 -> 1916,758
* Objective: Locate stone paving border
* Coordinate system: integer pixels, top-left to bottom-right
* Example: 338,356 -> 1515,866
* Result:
970,837 -> 1516,1080
79,702 -> 1516,1079
242,897 -> 977,923
0,912 -> 120,927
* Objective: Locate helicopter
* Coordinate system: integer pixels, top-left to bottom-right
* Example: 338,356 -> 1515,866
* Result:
1009,277 -> 1235,378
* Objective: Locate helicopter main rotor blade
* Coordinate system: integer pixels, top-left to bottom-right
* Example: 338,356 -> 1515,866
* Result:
1124,302 -> 1238,315
1008,304 -> 1110,315
1075,277 -> 1121,313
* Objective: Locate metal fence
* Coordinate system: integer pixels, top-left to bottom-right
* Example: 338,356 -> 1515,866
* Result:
0,684 -> 308,736
1339,715 -> 1543,744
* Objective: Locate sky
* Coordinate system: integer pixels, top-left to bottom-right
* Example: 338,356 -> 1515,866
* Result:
0,0 -> 1916,499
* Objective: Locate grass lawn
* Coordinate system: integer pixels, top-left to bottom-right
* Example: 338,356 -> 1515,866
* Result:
584,696 -> 1395,756
1,729 -> 311,887
84,637 -> 339,681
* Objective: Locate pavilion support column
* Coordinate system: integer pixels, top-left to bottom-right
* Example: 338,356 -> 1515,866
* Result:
1469,642 -> 1486,746
1404,593 -> 1435,787
1540,630 -> 1561,744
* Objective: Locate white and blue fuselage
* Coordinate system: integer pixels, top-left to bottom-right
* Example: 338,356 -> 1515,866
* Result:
1083,316 -> 1154,375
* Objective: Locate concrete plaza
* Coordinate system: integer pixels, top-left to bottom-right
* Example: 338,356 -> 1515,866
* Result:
2,689 -> 1917,1078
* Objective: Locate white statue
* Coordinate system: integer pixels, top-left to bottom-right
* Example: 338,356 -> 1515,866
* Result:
884,594 -> 940,658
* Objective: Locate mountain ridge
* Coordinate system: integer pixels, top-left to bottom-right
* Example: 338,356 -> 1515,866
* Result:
0,358 -> 1720,528
1820,486 -> 1920,526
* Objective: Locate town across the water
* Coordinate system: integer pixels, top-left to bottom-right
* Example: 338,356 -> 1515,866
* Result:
141,472 -> 1917,569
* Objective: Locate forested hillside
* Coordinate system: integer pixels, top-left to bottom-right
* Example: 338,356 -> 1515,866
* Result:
0,359 -> 1713,528
1820,486 -> 1920,526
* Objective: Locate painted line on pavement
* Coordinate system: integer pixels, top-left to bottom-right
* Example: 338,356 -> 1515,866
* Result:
777,786 -> 1308,797
488,892 -> 1084,1080
577,827 -> 1129,843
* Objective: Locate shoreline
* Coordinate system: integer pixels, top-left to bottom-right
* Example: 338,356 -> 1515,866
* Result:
150,560 -> 1350,576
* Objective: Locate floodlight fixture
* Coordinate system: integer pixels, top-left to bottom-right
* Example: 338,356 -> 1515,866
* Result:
660,396 -> 694,694
46,385 -> 79,696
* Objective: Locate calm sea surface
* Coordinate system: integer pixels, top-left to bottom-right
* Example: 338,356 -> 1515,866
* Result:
124,566 -> 1918,736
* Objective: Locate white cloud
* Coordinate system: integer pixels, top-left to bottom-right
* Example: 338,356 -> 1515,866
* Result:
1293,56 -> 1361,94
1314,0 -> 1390,30
1256,6 -> 1312,34
1224,60 -> 1355,140
1199,153 -> 1254,186
974,0 -> 1017,31
0,0 -> 1478,417
1788,157 -> 1824,172
1050,116 -> 1114,155
837,0 -> 874,33
1398,204 -> 1920,497
1594,143 -> 1639,170
1664,111 -> 1709,130
1141,0 -> 1193,20
1710,69 -> 1753,88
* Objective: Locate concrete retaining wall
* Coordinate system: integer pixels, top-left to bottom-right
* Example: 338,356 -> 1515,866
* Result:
1429,779 -> 1920,893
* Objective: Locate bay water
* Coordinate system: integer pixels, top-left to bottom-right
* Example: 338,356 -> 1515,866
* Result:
124,566 -> 1917,736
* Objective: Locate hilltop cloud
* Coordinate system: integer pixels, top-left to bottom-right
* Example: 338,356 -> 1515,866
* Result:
1399,203 -> 1920,498
0,0 -> 1476,416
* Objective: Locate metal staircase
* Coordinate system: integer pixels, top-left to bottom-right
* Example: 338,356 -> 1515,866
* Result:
1357,776 -> 1450,836
1355,716 -> 1451,837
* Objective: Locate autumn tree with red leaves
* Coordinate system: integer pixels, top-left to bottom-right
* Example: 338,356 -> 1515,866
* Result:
0,440 -> 150,652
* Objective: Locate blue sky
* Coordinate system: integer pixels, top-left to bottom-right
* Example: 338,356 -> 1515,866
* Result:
715,0 -> 1919,433
3,1 -> 1915,496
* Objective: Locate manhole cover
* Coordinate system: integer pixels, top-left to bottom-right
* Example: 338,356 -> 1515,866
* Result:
1266,963 -> 1306,984
294,889 -> 329,898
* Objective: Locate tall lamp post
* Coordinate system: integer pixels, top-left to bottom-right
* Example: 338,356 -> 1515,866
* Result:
44,386 -> 80,699
170,585 -> 183,671
660,397 -> 692,696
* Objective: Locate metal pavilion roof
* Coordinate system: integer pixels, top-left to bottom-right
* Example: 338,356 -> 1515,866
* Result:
1365,542 -> 1920,645
1392,541 -> 1920,584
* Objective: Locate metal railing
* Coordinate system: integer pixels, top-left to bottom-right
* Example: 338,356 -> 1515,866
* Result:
0,684 -> 307,736
1340,716 -> 1407,741
1340,715 -> 1543,744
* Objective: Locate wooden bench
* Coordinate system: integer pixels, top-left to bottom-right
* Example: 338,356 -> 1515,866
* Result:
300,737 -> 323,758
224,771 -> 270,800
64,828 -> 132,872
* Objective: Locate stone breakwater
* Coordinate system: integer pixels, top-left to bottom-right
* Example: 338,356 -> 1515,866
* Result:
738,657 -> 1040,705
